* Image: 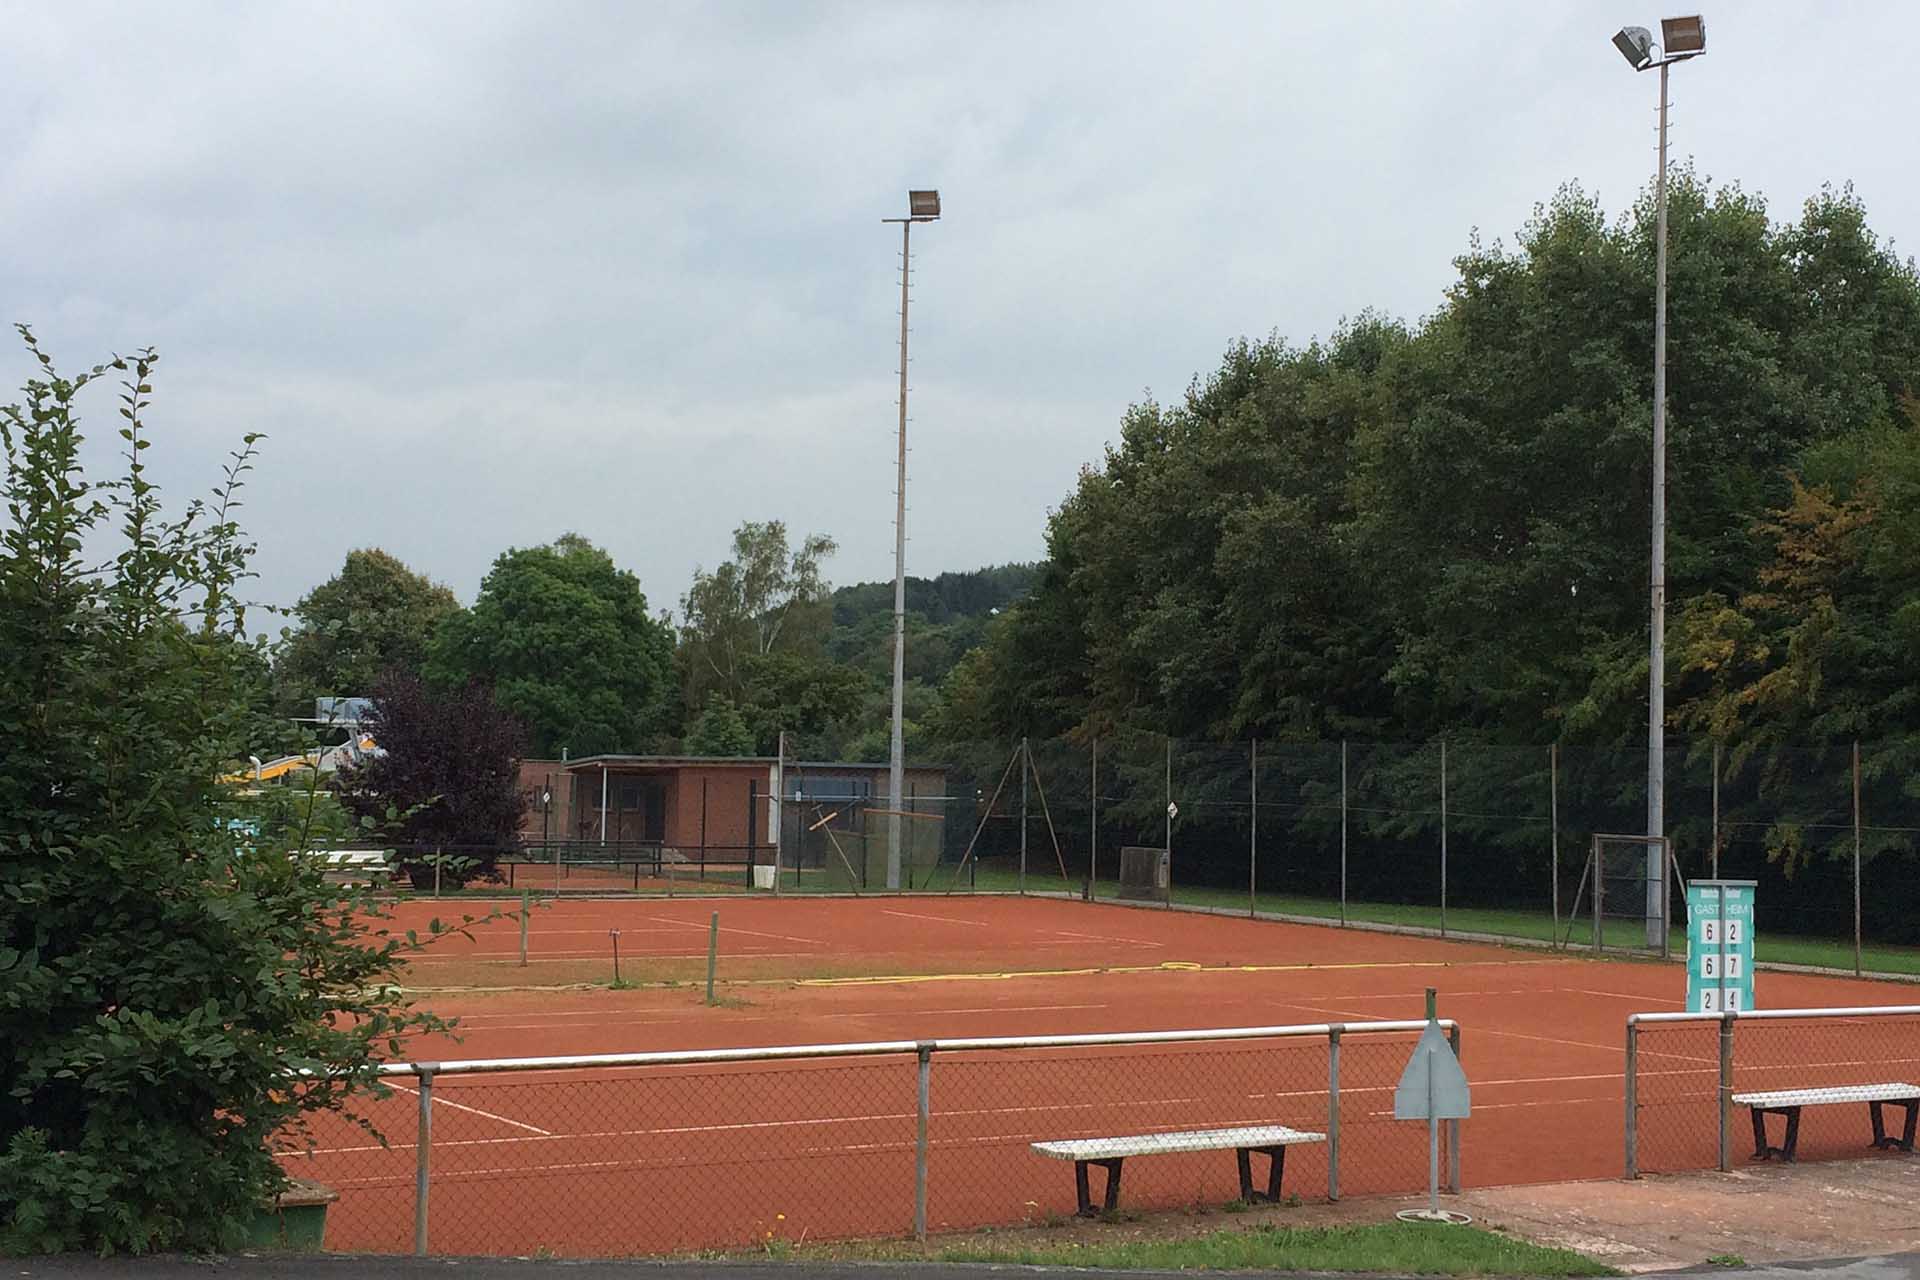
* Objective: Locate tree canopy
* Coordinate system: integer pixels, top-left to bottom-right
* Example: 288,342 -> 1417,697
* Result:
969,180 -> 1920,754
273,548 -> 458,714
678,520 -> 837,711
341,670 -> 529,886
427,534 -> 675,758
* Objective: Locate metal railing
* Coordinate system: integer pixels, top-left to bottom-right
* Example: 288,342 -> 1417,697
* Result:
283,1018 -> 1461,1257
1625,1005 -> 1920,1177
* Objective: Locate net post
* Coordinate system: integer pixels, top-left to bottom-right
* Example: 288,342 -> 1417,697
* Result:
1326,1025 -> 1342,1202
1717,1012 -> 1734,1172
1624,1019 -> 1638,1178
414,1067 -> 435,1255
706,911 -> 720,1006
1446,1022 -> 1462,1193
915,1043 -> 933,1242
519,890 -> 529,967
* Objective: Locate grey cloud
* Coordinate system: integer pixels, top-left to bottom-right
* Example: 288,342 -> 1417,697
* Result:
3,0 -> 1915,618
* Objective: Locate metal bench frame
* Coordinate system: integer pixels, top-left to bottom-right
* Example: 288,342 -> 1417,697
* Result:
1032,1125 -> 1324,1217
1733,1085 -> 1920,1162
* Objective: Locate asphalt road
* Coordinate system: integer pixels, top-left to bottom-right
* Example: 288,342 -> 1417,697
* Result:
13,1252 -> 1920,1280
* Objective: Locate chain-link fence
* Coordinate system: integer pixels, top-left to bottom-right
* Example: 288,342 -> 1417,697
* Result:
1626,1006 -> 1920,1177
915,733 -> 1920,974
279,1019 -> 1460,1257
410,734 -> 1920,971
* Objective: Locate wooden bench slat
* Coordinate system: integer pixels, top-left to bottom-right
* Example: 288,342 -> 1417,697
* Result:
1733,1083 -> 1920,1108
1032,1125 -> 1325,1161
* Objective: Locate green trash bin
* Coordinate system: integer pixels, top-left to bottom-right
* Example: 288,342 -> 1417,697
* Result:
246,1178 -> 338,1251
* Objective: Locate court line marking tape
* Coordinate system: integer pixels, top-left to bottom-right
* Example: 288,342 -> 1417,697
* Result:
390,956 -> 1564,995
1047,928 -> 1168,947
793,958 -> 1536,988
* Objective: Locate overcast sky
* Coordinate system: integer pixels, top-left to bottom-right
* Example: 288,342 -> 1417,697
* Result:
4,1 -> 1915,623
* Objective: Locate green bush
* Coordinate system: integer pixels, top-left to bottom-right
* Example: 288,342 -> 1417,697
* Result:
1,330 -> 452,1253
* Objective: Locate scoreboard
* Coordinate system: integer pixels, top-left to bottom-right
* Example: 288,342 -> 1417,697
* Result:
1685,879 -> 1756,1012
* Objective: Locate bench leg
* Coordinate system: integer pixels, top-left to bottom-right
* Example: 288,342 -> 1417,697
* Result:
1869,1101 -> 1919,1152
1752,1107 -> 1800,1162
1235,1146 -> 1289,1203
1073,1159 -> 1124,1217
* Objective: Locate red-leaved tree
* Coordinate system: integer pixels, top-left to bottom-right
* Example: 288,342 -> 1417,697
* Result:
342,670 -> 528,888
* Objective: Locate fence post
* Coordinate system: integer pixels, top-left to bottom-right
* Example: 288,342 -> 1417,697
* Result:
1339,740 -> 1348,927
1087,736 -> 1098,903
1593,835 -> 1604,955
1249,739 -> 1258,918
414,1067 -> 435,1256
1326,1026 -> 1342,1202
1550,745 -> 1559,946
1020,737 -> 1030,896
519,890 -> 529,967
915,1043 -> 933,1242
1711,740 -> 1721,879
1446,1023 -> 1462,1193
1439,740 -> 1448,938
1624,1019 -> 1638,1178
1718,1013 -> 1735,1172
1163,736 -> 1173,908
1854,740 -> 1863,978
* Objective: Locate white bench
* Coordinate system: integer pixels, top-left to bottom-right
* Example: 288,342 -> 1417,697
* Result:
1732,1083 -> 1920,1162
1031,1124 -> 1325,1216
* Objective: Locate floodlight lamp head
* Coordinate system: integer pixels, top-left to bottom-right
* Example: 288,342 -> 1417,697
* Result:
908,189 -> 941,220
1613,25 -> 1654,69
1661,14 -> 1706,56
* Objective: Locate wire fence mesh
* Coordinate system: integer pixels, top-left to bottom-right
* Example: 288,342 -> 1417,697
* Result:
1627,1008 -> 1920,1177
371,732 -> 1920,973
279,1022 -> 1459,1257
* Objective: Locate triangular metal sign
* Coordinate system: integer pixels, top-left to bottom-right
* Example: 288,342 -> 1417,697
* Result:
1394,1020 -> 1471,1120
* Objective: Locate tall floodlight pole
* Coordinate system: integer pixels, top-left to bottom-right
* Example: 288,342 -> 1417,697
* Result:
881,189 -> 941,890
1614,16 -> 1706,946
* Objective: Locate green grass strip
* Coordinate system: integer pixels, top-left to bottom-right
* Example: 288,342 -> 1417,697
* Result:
961,865 -> 1920,977
933,1220 -> 1614,1275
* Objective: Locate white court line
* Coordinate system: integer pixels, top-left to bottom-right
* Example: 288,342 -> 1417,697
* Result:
1567,986 -> 1687,1007
882,909 -> 994,928
642,914 -> 828,948
387,1082 -> 553,1136
835,1003 -> 1110,1017
424,950 -> 818,962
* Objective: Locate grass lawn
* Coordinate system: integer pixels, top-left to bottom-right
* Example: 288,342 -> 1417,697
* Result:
959,865 -> 1920,978
778,1220 -> 1611,1275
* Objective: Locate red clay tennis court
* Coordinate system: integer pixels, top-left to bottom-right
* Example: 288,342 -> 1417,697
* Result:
284,894 -> 1920,1256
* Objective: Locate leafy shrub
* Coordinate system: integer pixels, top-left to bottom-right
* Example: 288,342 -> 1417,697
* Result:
0,331 -> 453,1253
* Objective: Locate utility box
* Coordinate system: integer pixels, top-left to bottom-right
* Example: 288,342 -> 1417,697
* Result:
1117,846 -> 1170,903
